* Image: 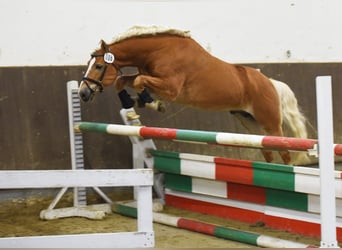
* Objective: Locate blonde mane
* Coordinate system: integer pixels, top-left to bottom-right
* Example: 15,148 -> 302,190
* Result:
111,25 -> 191,44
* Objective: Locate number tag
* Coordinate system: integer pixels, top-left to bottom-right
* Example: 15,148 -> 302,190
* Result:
104,53 -> 115,63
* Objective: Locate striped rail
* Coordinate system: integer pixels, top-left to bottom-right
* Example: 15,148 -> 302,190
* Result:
75,122 -> 342,156
151,149 -> 342,241
113,203 -> 316,248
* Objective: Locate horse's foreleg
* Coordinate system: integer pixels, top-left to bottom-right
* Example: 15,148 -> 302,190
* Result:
115,76 -> 164,112
115,89 -> 141,120
115,77 -> 136,109
118,89 -> 135,109
133,75 -> 182,101
133,74 -> 183,112
137,89 -> 165,112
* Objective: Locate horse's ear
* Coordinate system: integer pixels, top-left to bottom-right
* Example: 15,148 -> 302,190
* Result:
100,39 -> 108,51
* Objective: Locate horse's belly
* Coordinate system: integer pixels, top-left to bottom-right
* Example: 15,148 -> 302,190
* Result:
175,94 -> 245,111
172,74 -> 247,111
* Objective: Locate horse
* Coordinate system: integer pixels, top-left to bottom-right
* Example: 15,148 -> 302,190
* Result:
78,26 -> 308,165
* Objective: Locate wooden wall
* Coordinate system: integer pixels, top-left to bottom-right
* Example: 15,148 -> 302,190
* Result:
0,63 -> 341,170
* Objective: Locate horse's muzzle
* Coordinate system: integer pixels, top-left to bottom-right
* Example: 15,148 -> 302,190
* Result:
78,83 -> 93,102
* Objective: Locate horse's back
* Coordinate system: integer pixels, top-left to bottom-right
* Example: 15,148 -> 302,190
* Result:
141,36 -> 279,113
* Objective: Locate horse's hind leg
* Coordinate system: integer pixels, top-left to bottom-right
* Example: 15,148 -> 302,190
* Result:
278,150 -> 291,165
262,127 -> 291,165
231,111 -> 275,163
263,128 -> 291,165
252,109 -> 291,165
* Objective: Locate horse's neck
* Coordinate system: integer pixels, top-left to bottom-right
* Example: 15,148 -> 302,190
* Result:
110,38 -> 159,66
110,36 -> 220,76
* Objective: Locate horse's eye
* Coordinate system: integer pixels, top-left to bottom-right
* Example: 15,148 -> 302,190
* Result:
95,64 -> 103,70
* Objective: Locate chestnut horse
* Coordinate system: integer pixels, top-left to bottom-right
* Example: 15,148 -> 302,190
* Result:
79,26 -> 308,165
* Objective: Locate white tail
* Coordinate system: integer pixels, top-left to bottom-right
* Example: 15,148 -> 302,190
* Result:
270,79 -> 310,165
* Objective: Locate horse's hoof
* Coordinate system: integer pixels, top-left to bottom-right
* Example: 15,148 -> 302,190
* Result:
145,101 -> 158,111
157,101 -> 166,113
126,111 -> 140,120
146,100 -> 166,112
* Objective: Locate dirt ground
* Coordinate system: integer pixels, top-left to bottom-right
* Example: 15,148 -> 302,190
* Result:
0,189 -> 328,248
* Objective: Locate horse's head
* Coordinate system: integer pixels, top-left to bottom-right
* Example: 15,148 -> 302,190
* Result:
79,40 -> 120,102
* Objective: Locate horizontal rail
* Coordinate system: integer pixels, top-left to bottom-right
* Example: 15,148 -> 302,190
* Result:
0,231 -> 154,248
75,122 -> 342,156
0,169 -> 153,188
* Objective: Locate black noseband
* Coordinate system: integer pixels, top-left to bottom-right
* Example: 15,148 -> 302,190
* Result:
82,76 -> 104,93
81,62 -> 108,93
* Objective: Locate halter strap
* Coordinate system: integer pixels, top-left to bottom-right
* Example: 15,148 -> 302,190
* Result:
82,52 -> 123,93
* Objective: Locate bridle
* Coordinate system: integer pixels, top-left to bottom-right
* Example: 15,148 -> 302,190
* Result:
81,49 -> 122,94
